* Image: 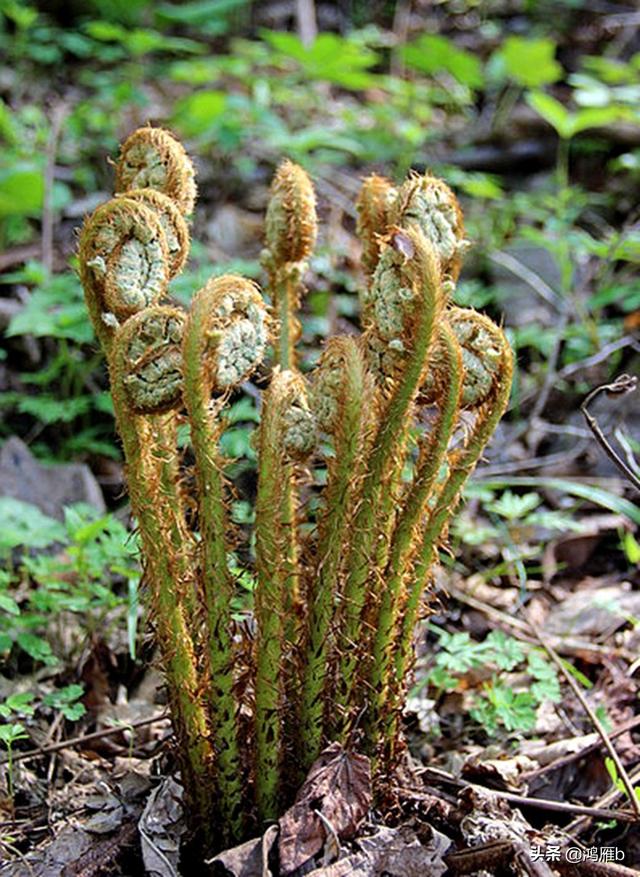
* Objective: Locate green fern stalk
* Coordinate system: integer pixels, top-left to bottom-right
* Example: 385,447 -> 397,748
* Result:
254,370 -> 316,822
364,323 -> 463,753
298,336 -> 376,771
109,310 -> 216,837
182,276 -> 269,841
332,226 -> 444,732
390,310 -> 514,746
76,129 -> 515,851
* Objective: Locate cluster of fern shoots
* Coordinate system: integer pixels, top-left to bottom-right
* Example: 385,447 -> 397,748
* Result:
78,127 -> 513,850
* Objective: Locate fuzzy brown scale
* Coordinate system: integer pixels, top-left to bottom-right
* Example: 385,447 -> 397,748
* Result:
356,174 -> 397,284
390,173 -> 467,282
265,159 -> 317,265
187,276 -> 270,396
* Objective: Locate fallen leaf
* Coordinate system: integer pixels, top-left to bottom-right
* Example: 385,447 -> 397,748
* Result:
210,824 -> 278,877
139,777 -> 186,877
278,743 -> 371,875
304,824 -> 450,877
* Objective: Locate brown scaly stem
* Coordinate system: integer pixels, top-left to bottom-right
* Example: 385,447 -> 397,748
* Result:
110,310 -> 217,843
76,130 -> 514,845
261,162 -> 318,663
298,336 -> 377,774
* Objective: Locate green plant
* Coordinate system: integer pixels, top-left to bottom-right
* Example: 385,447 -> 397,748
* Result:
421,628 -> 561,735
77,127 -> 512,850
0,499 -> 140,663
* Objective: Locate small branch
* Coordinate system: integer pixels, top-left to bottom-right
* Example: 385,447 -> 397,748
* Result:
489,250 -> 564,311
0,711 -> 168,766
558,335 -> 640,379
581,374 -> 640,492
42,103 -> 68,277
295,0 -> 317,47
446,838 -> 555,876
410,775 -> 638,823
522,713 -> 640,781
529,618 -> 640,818
565,763 -> 640,836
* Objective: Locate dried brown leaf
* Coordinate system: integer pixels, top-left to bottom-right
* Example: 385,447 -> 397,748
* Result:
278,743 -> 371,875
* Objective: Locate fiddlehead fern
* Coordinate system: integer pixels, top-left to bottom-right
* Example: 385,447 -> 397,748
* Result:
114,306 -> 185,415
115,125 -> 197,215
77,127 -> 514,852
124,188 -> 190,277
298,336 -> 377,772
182,275 -> 269,842
390,308 -> 513,747
78,197 -> 170,348
390,172 -> 467,283
356,173 -> 397,288
262,159 -> 317,370
364,323 -> 463,755
333,226 -> 444,732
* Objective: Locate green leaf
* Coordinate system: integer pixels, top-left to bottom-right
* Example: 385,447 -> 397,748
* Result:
0,498 -> 66,555
401,34 -> 483,88
623,531 -> 640,564
475,477 -> 640,527
0,165 -> 44,216
0,593 -> 20,615
5,394 -> 93,425
487,490 -> 541,521
0,723 -> 28,746
262,30 -> 380,90
157,0 -> 247,33
526,91 -> 574,139
16,632 -> 57,665
498,37 -> 562,88
172,90 -> 227,137
1,692 -> 35,716
527,92 -> 634,139
484,630 -> 525,671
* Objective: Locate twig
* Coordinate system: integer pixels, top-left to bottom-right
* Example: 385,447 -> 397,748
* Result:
489,250 -> 564,310
558,336 -> 640,380
522,714 -> 640,781
478,440 -> 591,477
445,838 -> 555,876
528,619 -> 640,818
446,584 -> 634,661
41,103 -> 68,277
614,427 -> 640,480
565,763 -> 640,836
295,0 -> 317,47
580,374 -> 640,492
0,711 -> 169,766
409,775 -> 638,824
556,852 -> 640,877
